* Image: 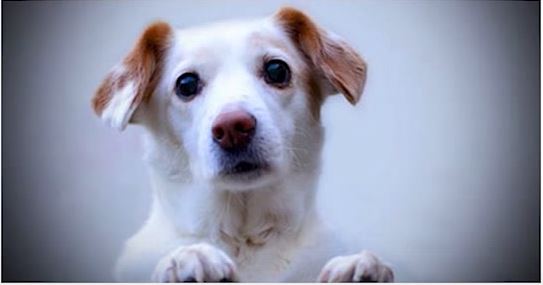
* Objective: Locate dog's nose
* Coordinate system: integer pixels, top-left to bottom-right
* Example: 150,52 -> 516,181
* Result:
212,108 -> 256,150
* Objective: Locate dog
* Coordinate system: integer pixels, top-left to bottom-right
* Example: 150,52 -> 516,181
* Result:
92,7 -> 394,282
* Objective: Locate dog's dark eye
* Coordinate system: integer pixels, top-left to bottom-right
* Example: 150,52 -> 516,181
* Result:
264,59 -> 290,87
175,73 -> 200,100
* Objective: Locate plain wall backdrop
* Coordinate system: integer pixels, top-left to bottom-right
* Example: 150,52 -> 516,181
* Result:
2,0 -> 540,282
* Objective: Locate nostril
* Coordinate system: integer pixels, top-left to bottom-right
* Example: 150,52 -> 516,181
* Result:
212,126 -> 225,141
234,115 -> 257,134
234,121 -> 254,134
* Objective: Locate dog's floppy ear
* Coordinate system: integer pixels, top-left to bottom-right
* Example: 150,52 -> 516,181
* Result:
92,21 -> 172,130
274,7 -> 367,105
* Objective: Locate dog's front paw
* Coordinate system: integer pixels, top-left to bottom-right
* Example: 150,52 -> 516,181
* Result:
152,243 -> 238,282
318,250 -> 394,282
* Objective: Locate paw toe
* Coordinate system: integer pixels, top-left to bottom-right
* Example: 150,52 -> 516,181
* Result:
182,276 -> 197,282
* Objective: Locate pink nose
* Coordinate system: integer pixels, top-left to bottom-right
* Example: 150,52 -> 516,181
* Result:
212,108 -> 256,150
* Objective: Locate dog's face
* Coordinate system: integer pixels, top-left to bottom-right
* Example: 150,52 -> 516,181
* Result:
93,7 -> 366,191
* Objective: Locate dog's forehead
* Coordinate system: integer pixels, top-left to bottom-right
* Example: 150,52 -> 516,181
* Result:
172,17 -> 290,56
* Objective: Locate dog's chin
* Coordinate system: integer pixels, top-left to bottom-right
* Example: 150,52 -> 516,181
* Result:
212,161 -> 279,191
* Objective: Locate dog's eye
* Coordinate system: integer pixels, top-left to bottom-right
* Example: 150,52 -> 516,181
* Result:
264,59 -> 290,87
175,73 -> 200,100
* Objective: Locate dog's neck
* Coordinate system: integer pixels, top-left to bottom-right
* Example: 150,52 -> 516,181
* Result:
141,129 -> 323,256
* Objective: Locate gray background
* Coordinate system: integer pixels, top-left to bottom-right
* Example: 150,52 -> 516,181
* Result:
2,0 -> 540,282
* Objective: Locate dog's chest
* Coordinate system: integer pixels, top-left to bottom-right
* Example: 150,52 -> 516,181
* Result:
208,193 -> 297,279
215,193 -> 283,252
219,227 -> 297,281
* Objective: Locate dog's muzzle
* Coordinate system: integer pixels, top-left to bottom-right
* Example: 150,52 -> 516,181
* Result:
212,107 -> 269,178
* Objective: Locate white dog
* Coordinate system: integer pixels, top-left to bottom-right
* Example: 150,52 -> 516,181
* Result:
92,7 -> 394,282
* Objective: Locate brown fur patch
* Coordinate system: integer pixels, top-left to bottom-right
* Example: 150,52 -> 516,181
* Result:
92,21 -> 172,116
298,69 -> 325,121
274,7 -> 367,106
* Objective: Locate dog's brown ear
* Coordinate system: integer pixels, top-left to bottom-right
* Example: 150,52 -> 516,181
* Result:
274,7 -> 366,105
92,21 -> 172,130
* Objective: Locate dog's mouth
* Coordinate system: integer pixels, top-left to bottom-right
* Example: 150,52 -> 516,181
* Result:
220,160 -> 270,176
212,140 -> 278,189
215,159 -> 274,190
228,161 -> 260,174
215,153 -> 275,189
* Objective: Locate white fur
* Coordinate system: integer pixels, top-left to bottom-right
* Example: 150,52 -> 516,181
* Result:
101,14 -> 393,282
101,80 -> 137,130
318,251 -> 394,282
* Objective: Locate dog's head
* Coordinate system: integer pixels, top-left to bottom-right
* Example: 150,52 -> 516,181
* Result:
92,7 -> 366,191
